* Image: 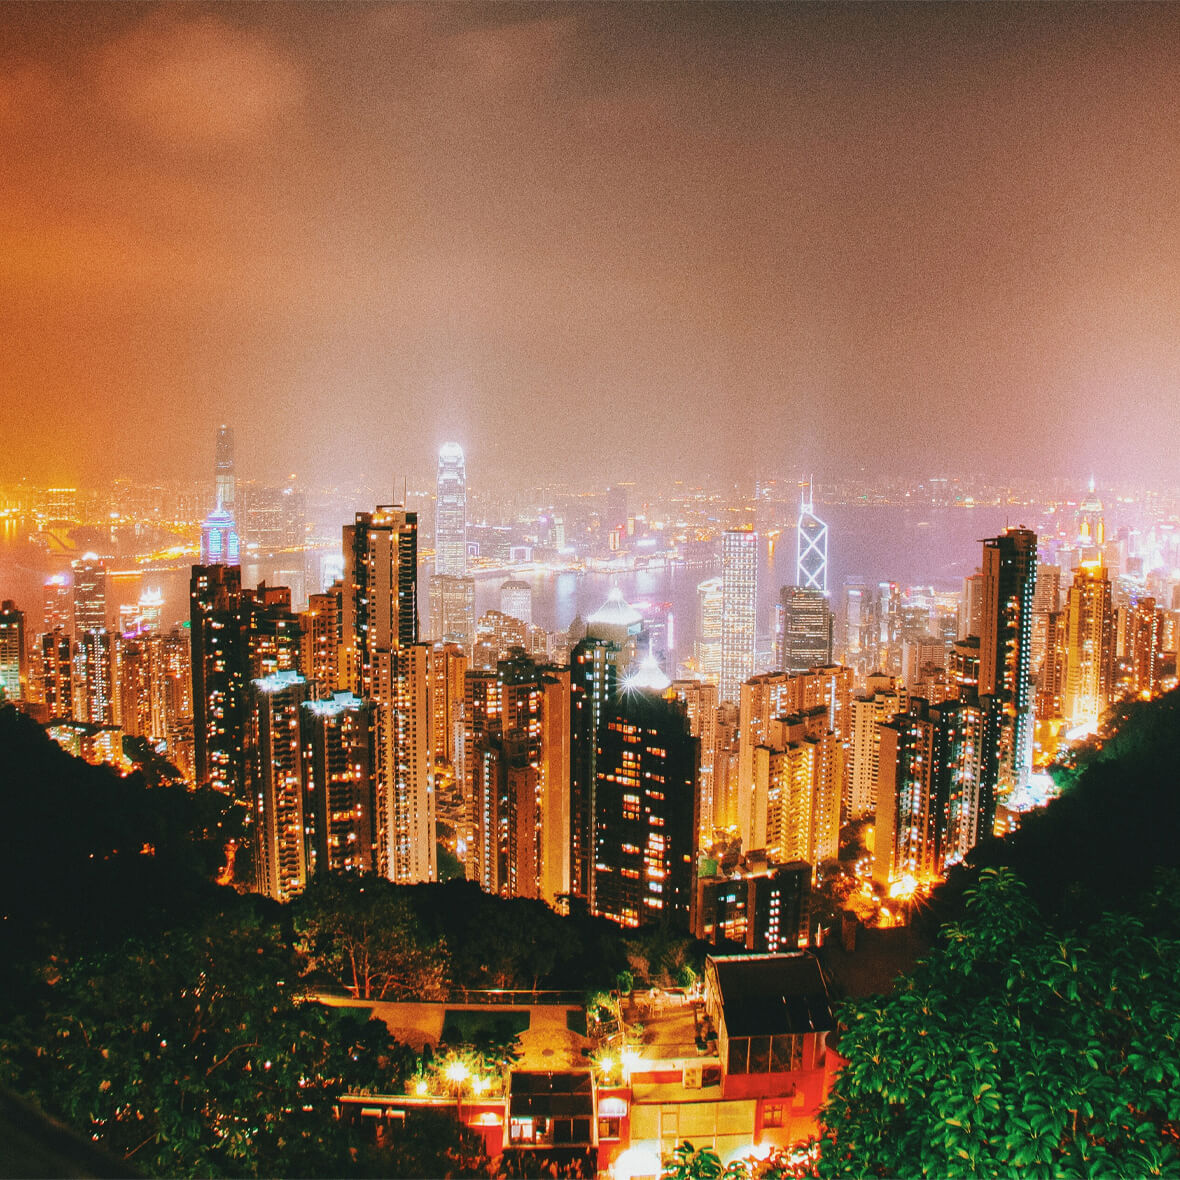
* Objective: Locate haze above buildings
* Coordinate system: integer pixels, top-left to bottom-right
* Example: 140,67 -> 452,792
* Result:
5,2 -> 1180,489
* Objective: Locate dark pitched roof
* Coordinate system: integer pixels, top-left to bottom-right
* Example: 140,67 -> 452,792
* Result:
710,953 -> 835,1038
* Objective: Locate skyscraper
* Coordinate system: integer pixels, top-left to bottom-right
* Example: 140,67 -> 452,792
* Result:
695,576 -> 723,683
341,506 -> 434,884
435,442 -> 467,578
776,586 -> 833,673
720,529 -> 758,704
0,601 -> 27,702
215,424 -> 236,522
978,527 -> 1037,799
568,634 -> 618,907
796,479 -> 828,594
72,554 -> 106,635
1062,562 -> 1115,731
592,678 -> 698,929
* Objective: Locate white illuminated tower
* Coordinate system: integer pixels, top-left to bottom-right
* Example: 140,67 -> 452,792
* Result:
435,443 -> 467,577
796,478 -> 828,594
215,425 -> 236,524
720,529 -> 758,704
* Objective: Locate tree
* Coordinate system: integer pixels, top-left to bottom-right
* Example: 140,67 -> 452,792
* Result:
818,868 -> 1180,1178
0,899 -> 415,1177
293,875 -> 450,1001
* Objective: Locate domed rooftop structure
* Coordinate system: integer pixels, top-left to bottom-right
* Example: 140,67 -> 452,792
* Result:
621,651 -> 672,694
588,586 -> 643,629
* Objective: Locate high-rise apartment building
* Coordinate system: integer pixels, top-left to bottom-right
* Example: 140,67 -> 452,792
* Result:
39,629 -> 73,718
720,529 -> 758,704
1127,597 -> 1164,698
776,587 -> 833,674
796,480 -> 828,594
592,683 -> 698,929
846,678 -> 907,820
303,692 -> 376,878
569,635 -> 618,907
672,679 -> 720,840
249,671 -> 311,902
978,528 -> 1037,796
340,506 -> 434,884
435,442 -> 467,578
0,600 -> 27,702
1062,562 -> 1115,731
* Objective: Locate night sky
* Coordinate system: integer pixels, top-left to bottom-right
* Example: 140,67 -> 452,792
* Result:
4,2 -> 1180,489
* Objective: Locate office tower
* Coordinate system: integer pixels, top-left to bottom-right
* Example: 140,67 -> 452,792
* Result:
44,574 -> 72,637
303,692 -> 376,877
586,586 -> 645,673
39,629 -> 73,718
215,424 -> 236,523
672,679 -> 719,840
1077,477 -> 1104,557
720,529 -> 758,703
592,682 -> 698,929
72,554 -> 106,635
796,479 -> 828,594
1128,597 -> 1164,698
500,579 -> 533,625
978,528 -> 1037,795
300,587 -> 341,693
435,442 -> 467,577
200,504 -> 241,566
606,484 -> 629,534
695,860 -> 810,953
695,576 -> 723,683
842,578 -> 870,666
777,587 -> 833,674
238,483 -> 305,550
249,671 -> 311,902
429,574 -> 476,654
340,506 -> 434,884
1062,562 -> 1115,731
737,666 -> 854,851
190,564 -> 247,794
0,601 -> 27,702
901,634 -> 946,687
568,635 -> 618,907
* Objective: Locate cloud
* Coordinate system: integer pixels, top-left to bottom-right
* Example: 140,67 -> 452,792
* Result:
95,11 -> 304,150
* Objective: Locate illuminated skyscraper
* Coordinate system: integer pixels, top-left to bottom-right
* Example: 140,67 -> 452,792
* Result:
72,553 -> 106,635
978,527 -> 1037,799
592,679 -> 697,929
776,587 -> 833,673
0,601 -> 27,702
341,506 -> 434,884
249,671 -> 311,902
500,579 -> 533,625
215,424 -> 236,523
568,635 -> 618,907
720,529 -> 758,704
796,479 -> 828,594
435,442 -> 467,578
429,574 -> 476,652
1062,562 -> 1115,731
695,576 -> 723,683
200,506 -> 241,566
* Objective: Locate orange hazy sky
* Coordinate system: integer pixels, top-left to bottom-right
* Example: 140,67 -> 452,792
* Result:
3,2 -> 1180,489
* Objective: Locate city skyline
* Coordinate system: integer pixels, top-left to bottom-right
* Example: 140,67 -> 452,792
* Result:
5,3 -> 1180,489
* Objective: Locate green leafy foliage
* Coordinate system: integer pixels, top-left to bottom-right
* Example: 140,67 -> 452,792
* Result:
817,868 -> 1180,1178
0,898 -> 415,1177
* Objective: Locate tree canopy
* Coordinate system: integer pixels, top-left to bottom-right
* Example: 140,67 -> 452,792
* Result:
818,867 -> 1180,1178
